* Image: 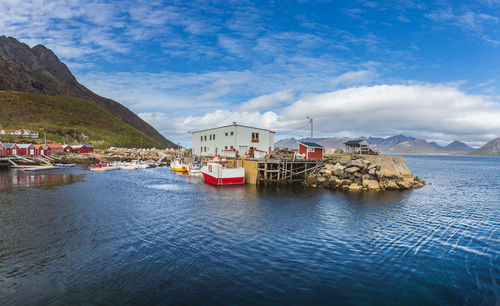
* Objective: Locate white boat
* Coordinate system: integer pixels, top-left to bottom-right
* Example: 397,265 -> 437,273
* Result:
55,163 -> 77,167
90,163 -> 119,172
201,160 -> 245,185
187,163 -> 203,176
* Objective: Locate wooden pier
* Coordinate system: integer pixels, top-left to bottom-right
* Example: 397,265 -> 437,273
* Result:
237,158 -> 324,185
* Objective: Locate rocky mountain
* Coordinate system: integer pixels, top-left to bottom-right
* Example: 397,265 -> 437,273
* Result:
469,138 -> 500,156
366,135 -> 416,151
0,35 -> 175,148
443,140 -> 472,152
275,137 -> 299,149
389,139 -> 445,154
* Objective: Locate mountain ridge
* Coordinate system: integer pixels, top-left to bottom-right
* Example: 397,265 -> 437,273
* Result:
0,35 -> 175,148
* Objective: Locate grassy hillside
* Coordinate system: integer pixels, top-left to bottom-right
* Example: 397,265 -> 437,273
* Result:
0,92 -> 167,149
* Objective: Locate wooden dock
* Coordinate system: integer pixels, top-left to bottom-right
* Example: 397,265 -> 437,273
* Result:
237,158 -> 324,185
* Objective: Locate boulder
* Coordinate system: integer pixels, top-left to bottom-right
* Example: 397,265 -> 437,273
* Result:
345,167 -> 360,173
350,159 -> 364,168
353,172 -> 363,178
362,179 -> 380,190
333,163 -> 345,171
317,177 -> 327,182
333,170 -> 344,177
368,163 -> 377,169
384,179 -> 399,190
348,183 -> 363,191
339,157 -> 351,165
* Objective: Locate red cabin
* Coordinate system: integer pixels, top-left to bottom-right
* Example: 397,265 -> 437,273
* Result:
37,145 -> 51,156
4,144 -> 19,156
17,144 -> 36,156
47,143 -> 62,154
72,144 -> 94,154
298,142 -> 324,159
63,145 -> 73,153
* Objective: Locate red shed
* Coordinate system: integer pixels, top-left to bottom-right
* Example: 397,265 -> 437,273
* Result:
4,144 -> 19,156
47,143 -> 62,154
17,144 -> 36,156
298,141 -> 324,159
38,145 -> 51,156
63,145 -> 73,153
72,144 -> 94,154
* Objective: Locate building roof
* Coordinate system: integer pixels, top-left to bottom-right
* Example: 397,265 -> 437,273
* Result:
47,143 -> 62,149
17,144 -> 33,148
344,139 -> 371,145
3,143 -> 17,149
298,141 -> 323,148
72,144 -> 94,149
192,123 -> 275,134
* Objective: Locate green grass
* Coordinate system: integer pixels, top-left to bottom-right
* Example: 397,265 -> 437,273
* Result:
0,92 -> 163,149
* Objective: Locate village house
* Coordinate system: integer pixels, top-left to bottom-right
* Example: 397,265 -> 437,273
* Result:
298,142 -> 324,159
191,123 -> 275,157
0,129 -> 38,138
72,144 -> 94,154
344,140 -> 371,154
35,144 -> 51,156
4,144 -> 19,156
17,144 -> 36,157
0,142 -> 6,156
62,145 -> 73,153
47,143 -> 62,154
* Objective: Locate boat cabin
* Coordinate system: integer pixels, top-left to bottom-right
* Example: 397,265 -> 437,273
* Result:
344,140 -> 371,154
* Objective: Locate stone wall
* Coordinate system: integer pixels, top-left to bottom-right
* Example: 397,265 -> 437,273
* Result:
304,155 -> 425,191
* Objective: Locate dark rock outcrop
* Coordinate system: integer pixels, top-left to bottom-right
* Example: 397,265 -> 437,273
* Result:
469,138 -> 500,156
0,35 -> 175,148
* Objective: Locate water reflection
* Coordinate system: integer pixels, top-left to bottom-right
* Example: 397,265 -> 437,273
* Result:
0,170 -> 85,191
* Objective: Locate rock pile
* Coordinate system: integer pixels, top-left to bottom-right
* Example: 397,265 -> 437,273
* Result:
304,155 -> 425,191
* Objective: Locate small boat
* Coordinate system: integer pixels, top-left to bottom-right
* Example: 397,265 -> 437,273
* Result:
22,165 -> 59,171
201,159 -> 245,185
55,163 -> 77,167
170,159 -> 188,172
90,163 -> 119,172
187,163 -> 203,176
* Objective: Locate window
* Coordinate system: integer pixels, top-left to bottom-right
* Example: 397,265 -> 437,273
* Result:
225,146 -> 228,150
251,132 -> 259,142
307,147 -> 315,152
213,134 -> 215,140
225,132 -> 228,136
200,136 -> 203,141
230,146 -> 233,149
209,135 -> 212,140
230,131 -> 234,136
204,135 -> 207,141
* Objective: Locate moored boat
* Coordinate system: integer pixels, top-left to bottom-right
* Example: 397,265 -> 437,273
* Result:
170,159 -> 188,172
187,163 -> 203,176
201,160 -> 244,185
90,163 -> 119,172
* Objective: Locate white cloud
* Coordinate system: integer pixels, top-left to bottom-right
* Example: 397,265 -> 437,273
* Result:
332,70 -> 377,86
155,84 -> 500,146
239,90 -> 294,111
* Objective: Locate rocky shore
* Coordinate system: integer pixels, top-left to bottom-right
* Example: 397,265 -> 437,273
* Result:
304,155 -> 425,191
57,147 -> 186,165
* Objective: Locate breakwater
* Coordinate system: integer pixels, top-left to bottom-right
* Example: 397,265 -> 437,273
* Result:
304,155 -> 425,191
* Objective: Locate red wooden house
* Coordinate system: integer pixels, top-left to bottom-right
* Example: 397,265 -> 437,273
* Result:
34,145 -> 51,156
47,143 -> 62,154
72,144 -> 94,154
4,144 -> 20,156
17,144 -> 36,156
63,145 -> 73,153
298,142 -> 324,159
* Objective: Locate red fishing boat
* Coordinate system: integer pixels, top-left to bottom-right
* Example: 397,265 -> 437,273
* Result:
201,159 -> 245,186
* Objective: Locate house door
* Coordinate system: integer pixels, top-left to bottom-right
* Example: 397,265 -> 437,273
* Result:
12,149 -> 17,155
30,149 -> 34,155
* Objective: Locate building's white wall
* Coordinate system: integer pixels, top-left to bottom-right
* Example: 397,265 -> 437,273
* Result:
192,125 -> 275,157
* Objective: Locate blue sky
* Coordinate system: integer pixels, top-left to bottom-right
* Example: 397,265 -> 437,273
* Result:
2,0 -> 500,146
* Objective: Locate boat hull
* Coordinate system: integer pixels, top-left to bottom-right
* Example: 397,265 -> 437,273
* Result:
202,172 -> 244,186
171,167 -> 187,172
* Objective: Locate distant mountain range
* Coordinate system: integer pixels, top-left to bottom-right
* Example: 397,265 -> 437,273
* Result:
274,135 -> 497,155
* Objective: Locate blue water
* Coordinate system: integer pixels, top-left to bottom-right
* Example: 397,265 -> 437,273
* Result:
0,155 -> 499,305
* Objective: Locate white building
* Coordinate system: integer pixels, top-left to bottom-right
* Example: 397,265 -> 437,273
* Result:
192,123 -> 275,157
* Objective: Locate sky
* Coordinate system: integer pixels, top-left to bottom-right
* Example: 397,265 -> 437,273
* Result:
1,0 -> 500,147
